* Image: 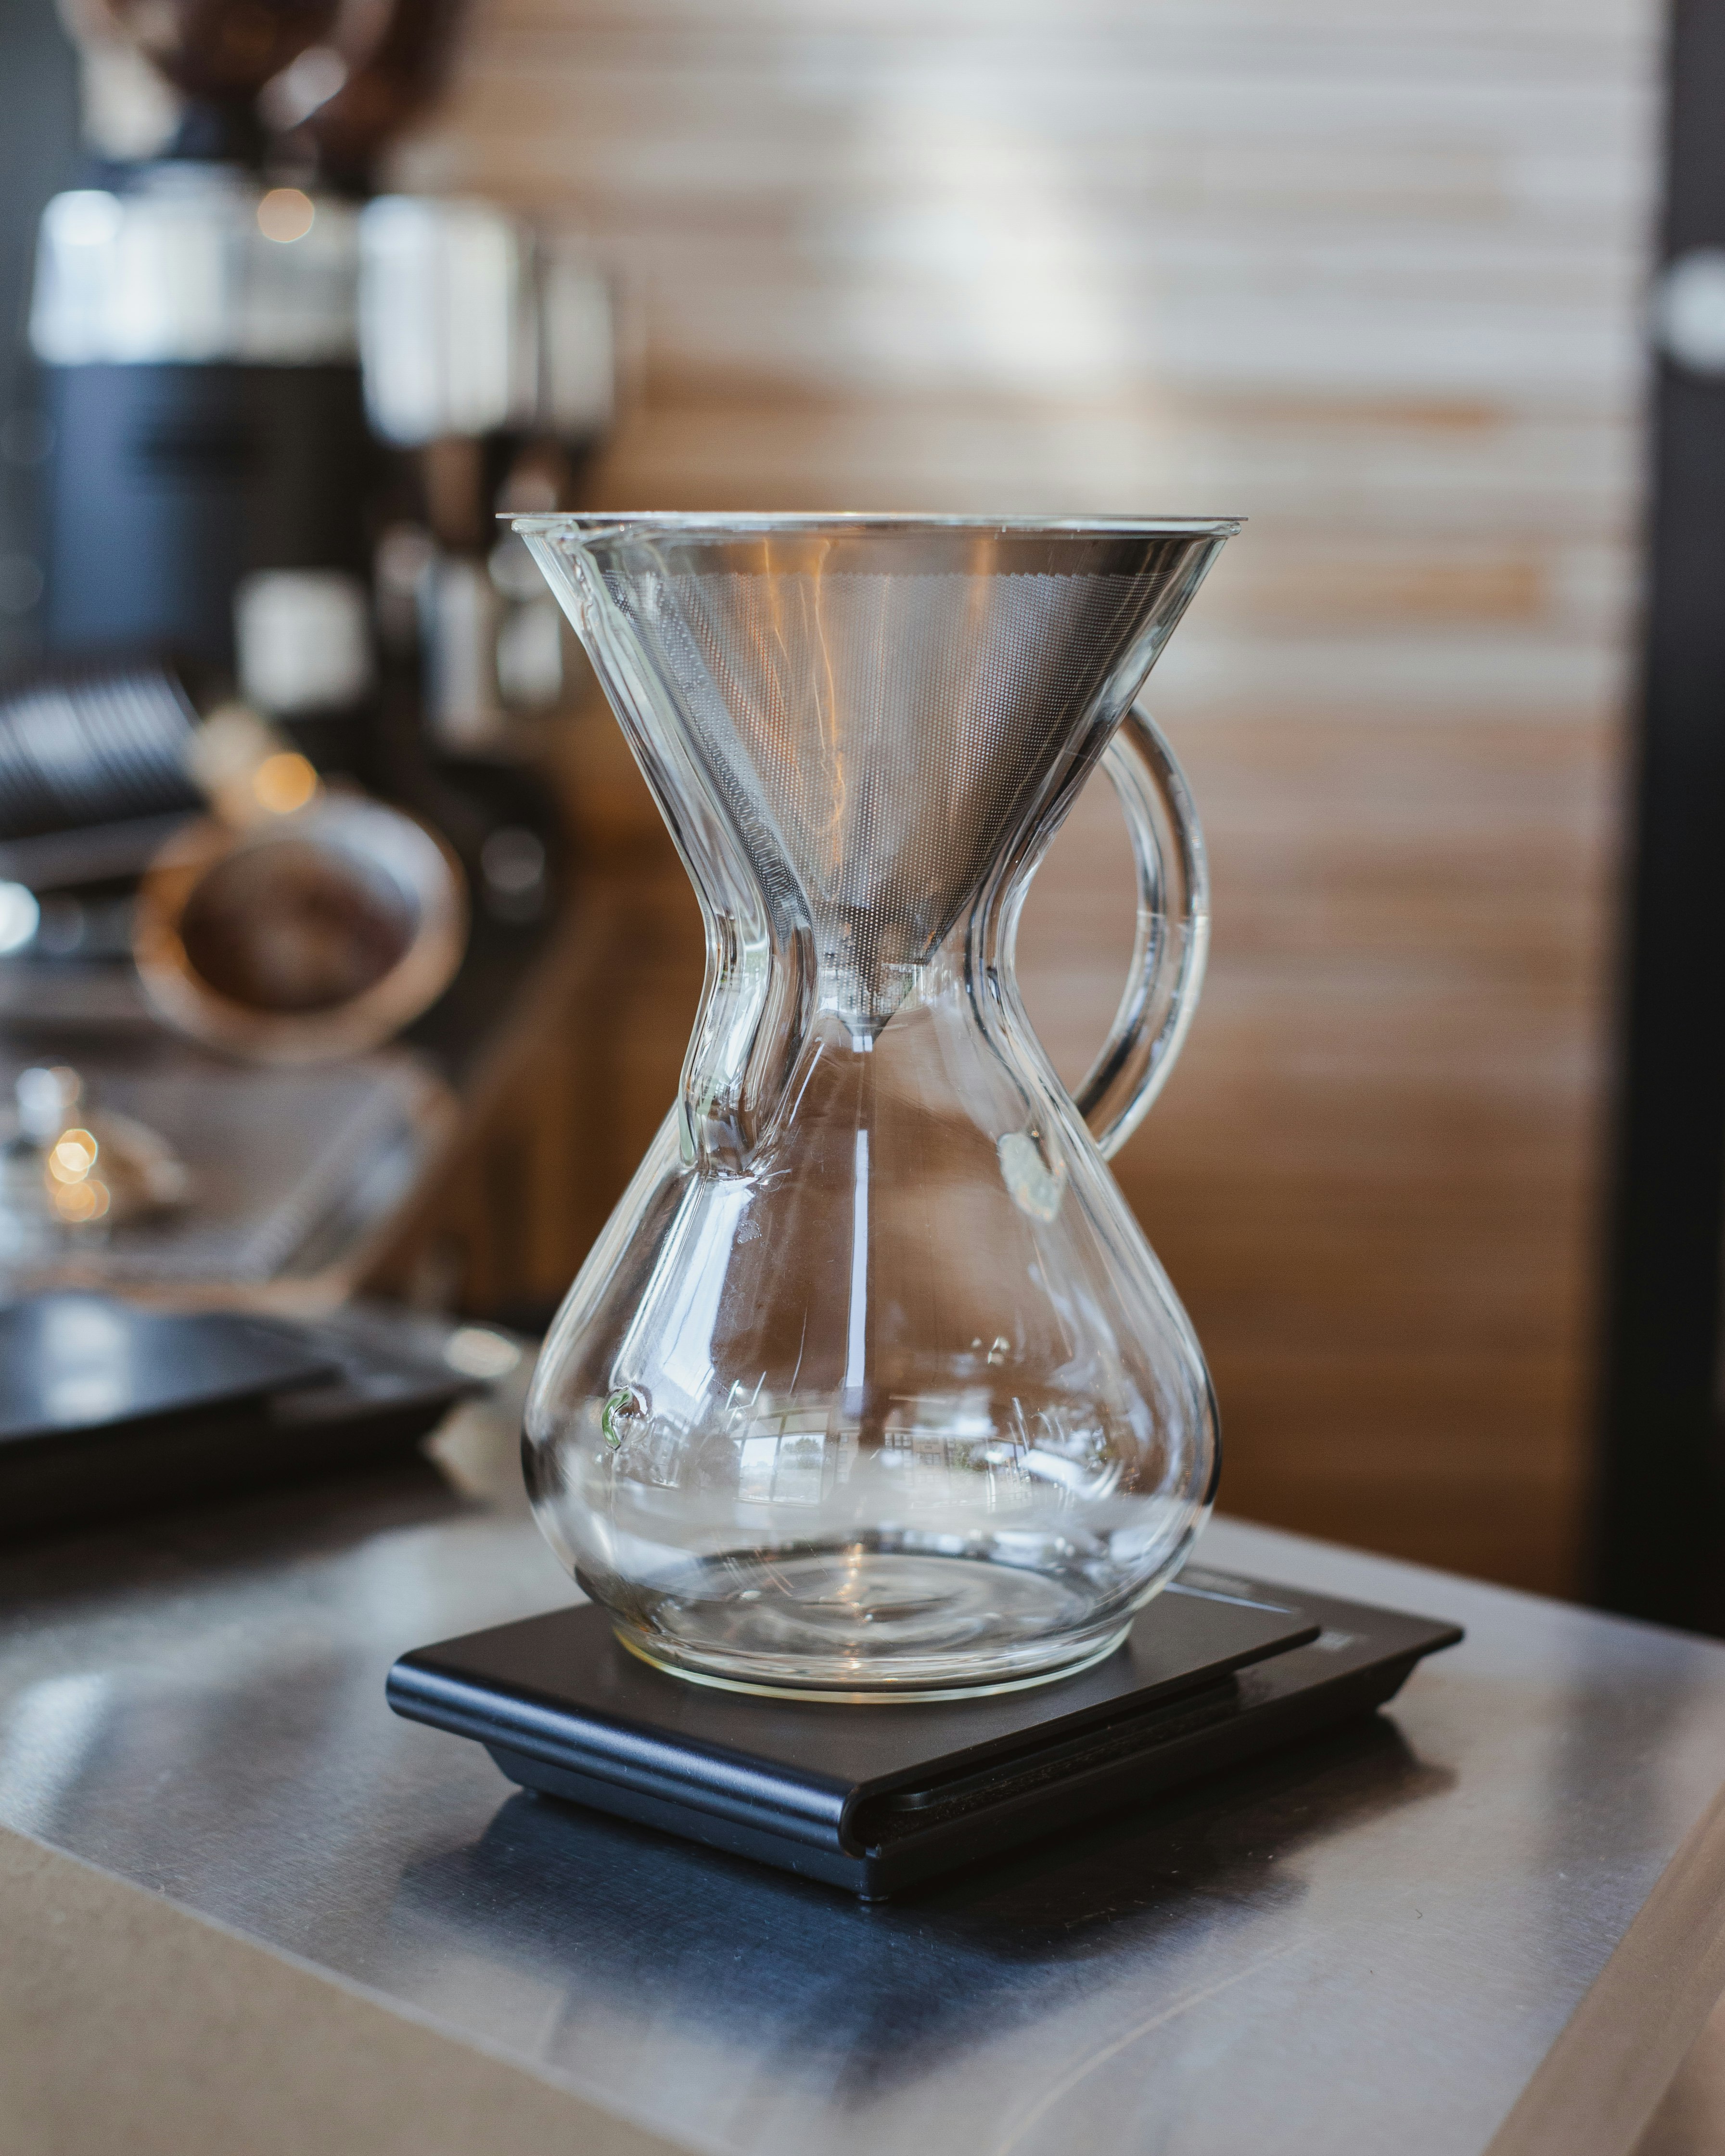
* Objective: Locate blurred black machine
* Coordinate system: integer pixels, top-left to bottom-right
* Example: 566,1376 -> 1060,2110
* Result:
24,0 -> 612,916
0,0 -> 616,1304
0,1288 -> 524,1539
29,0 -> 614,778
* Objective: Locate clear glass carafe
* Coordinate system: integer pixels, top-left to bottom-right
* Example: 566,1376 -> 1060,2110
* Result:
518,515 -> 1237,1697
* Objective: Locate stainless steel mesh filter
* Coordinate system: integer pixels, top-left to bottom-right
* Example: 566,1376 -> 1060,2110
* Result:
601,564 -> 1174,1022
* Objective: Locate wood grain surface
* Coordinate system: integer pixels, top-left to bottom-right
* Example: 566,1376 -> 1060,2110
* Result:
389,0 -> 1655,1594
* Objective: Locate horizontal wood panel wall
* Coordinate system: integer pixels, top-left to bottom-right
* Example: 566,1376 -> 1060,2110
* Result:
399,0 -> 1656,1592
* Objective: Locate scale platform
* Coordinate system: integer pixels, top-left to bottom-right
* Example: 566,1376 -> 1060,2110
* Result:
388,1566 -> 1462,1899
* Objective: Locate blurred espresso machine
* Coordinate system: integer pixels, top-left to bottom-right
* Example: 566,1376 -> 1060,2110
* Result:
0,0 -> 615,1292
30,0 -> 613,767
362,195 -> 613,760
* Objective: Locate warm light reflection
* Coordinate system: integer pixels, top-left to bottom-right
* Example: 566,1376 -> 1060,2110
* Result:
253,751 -> 318,814
257,189 -> 315,245
48,1130 -> 98,1183
50,1177 -> 111,1223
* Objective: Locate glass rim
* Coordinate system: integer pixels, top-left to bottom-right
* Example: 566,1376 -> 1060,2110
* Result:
507,511 -> 1244,538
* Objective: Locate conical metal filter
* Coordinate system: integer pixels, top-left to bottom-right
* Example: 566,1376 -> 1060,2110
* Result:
524,519 -> 1234,1024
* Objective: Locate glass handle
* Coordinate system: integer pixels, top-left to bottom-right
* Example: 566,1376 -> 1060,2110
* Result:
1072,702 -> 1211,1161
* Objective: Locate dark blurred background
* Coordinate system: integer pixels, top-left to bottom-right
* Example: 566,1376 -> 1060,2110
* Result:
0,10 -> 78,678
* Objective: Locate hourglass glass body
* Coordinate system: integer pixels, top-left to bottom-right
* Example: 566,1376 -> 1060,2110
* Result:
519,515 -> 1234,1697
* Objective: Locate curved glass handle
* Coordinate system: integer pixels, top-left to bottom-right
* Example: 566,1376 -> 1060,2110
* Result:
1073,703 -> 1210,1161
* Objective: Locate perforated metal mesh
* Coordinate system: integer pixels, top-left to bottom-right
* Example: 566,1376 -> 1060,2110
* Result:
604,567 -> 1168,1022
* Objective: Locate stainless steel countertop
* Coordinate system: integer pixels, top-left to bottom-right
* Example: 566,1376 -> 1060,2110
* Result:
3,1427 -> 1725,2156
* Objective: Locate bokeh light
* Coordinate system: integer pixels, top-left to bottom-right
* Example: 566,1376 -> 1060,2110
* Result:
252,751 -> 319,815
257,189 -> 315,245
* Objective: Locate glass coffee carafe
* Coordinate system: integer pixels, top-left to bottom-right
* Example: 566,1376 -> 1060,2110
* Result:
518,515 -> 1236,1697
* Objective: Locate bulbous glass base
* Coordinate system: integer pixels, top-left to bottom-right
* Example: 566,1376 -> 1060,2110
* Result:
587,1538 -> 1195,1696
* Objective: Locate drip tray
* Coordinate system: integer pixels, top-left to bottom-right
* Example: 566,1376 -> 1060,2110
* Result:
387,1568 -> 1461,1900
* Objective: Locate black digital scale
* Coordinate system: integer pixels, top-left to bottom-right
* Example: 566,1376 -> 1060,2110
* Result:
0,1295 -> 478,1542
389,1567 -> 1461,1900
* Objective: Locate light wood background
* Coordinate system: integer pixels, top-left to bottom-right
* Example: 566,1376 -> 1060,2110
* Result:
392,0 -> 1657,1595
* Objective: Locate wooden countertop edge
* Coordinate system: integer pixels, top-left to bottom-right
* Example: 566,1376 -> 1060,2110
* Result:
1486,1775 -> 1725,2156
0,1824 -> 697,2156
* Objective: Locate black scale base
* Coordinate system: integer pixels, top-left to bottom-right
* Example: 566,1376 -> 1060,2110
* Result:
388,1567 -> 1461,1900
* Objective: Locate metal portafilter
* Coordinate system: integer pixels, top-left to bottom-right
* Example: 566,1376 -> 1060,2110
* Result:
131,706 -> 468,1062
0,665 -> 468,1064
